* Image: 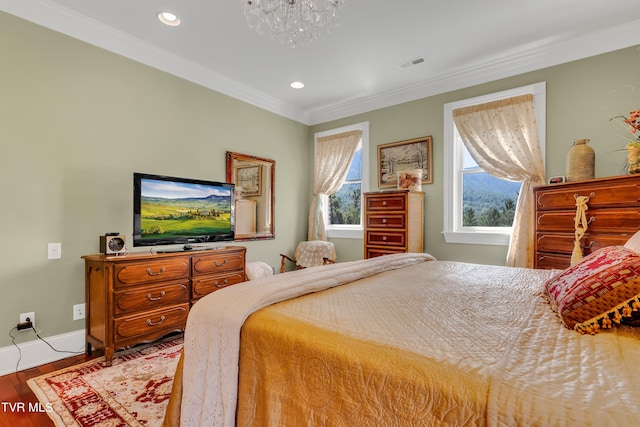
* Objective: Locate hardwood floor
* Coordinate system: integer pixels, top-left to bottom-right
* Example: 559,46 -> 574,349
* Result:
0,353 -> 98,427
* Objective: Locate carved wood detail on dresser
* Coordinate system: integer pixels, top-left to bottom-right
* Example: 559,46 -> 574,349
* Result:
82,246 -> 246,365
534,175 -> 640,269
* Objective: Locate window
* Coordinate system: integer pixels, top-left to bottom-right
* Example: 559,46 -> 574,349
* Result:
314,122 -> 369,239
443,83 -> 546,245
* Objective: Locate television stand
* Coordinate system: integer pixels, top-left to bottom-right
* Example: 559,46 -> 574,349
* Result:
82,246 -> 246,365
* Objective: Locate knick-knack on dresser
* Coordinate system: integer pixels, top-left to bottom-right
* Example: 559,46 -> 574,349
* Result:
566,139 -> 595,182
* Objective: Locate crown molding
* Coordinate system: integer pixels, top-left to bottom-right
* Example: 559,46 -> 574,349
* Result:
307,19 -> 640,125
0,0 -> 309,124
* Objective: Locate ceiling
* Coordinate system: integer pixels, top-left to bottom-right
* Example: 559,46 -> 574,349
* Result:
3,0 -> 640,125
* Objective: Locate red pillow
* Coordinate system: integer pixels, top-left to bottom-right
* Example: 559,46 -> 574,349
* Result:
544,246 -> 640,334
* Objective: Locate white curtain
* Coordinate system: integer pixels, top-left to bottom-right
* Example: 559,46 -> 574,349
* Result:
453,94 -> 545,268
308,130 -> 362,241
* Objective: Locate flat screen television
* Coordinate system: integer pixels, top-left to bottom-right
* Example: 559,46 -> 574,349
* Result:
133,172 -> 235,248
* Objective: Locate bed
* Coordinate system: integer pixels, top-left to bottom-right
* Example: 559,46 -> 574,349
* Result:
163,250 -> 640,426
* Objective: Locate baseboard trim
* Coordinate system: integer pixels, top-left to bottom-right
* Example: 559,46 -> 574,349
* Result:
0,329 -> 85,376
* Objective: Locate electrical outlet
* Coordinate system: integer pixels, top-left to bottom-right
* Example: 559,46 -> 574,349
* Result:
73,303 -> 86,320
48,243 -> 62,260
18,312 -> 35,330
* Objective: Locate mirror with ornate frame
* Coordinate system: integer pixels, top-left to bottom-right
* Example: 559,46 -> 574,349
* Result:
226,151 -> 275,240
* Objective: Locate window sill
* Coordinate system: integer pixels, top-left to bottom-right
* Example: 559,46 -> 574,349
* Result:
326,228 -> 363,239
442,230 -> 510,246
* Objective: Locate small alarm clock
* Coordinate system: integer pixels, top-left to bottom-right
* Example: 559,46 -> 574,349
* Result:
548,176 -> 566,184
99,233 -> 126,255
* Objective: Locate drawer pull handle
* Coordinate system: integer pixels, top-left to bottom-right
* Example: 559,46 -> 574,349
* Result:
146,316 -> 166,327
382,218 -> 387,224
214,279 -> 229,289
214,259 -> 228,267
581,241 -> 596,250
382,201 -> 388,206
146,267 -> 166,276
146,291 -> 166,301
572,215 -> 595,224
382,236 -> 387,241
573,192 -> 595,199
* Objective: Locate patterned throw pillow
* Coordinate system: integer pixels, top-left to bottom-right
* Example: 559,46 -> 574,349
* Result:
544,246 -> 640,334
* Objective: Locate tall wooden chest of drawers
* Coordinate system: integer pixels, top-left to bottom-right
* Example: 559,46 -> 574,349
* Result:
363,190 -> 424,258
534,175 -> 640,269
82,246 -> 246,364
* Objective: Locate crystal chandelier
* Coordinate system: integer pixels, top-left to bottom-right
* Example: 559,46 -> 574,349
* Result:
244,0 -> 345,48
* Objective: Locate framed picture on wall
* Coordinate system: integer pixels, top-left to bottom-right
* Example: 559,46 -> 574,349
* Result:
378,136 -> 433,188
236,165 -> 261,196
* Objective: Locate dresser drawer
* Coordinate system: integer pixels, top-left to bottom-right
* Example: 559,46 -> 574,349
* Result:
535,252 -> 571,270
536,180 -> 640,210
364,193 -> 407,212
365,247 -> 406,258
365,230 -> 406,247
363,190 -> 423,259
192,251 -> 245,276
114,257 -> 190,287
533,176 -> 640,270
192,271 -> 246,299
535,233 -> 574,254
114,281 -> 189,315
114,304 -> 188,342
365,213 -> 406,229
536,232 -> 630,256
579,234 -> 633,253
536,208 -> 640,233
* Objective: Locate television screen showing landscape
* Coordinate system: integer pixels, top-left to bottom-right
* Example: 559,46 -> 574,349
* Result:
139,177 -> 232,240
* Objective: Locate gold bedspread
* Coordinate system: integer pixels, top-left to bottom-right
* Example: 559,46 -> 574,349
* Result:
238,310 -> 487,426
167,256 -> 640,426
175,253 -> 435,426
237,261 -> 640,426
236,261 -> 541,426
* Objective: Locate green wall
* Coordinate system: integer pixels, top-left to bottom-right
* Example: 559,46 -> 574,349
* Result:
1,8 -> 639,352
313,46 -> 640,264
0,12 -> 310,348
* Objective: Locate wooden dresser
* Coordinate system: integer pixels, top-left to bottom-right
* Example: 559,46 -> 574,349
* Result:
534,175 -> 640,269
363,190 -> 424,258
82,246 -> 246,364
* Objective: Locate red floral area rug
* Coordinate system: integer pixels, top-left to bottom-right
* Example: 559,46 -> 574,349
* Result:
27,335 -> 183,427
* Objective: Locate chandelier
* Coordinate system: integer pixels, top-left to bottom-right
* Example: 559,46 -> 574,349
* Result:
244,0 -> 345,48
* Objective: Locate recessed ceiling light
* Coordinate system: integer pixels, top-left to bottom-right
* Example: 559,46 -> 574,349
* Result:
158,12 -> 181,27
290,81 -> 305,89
